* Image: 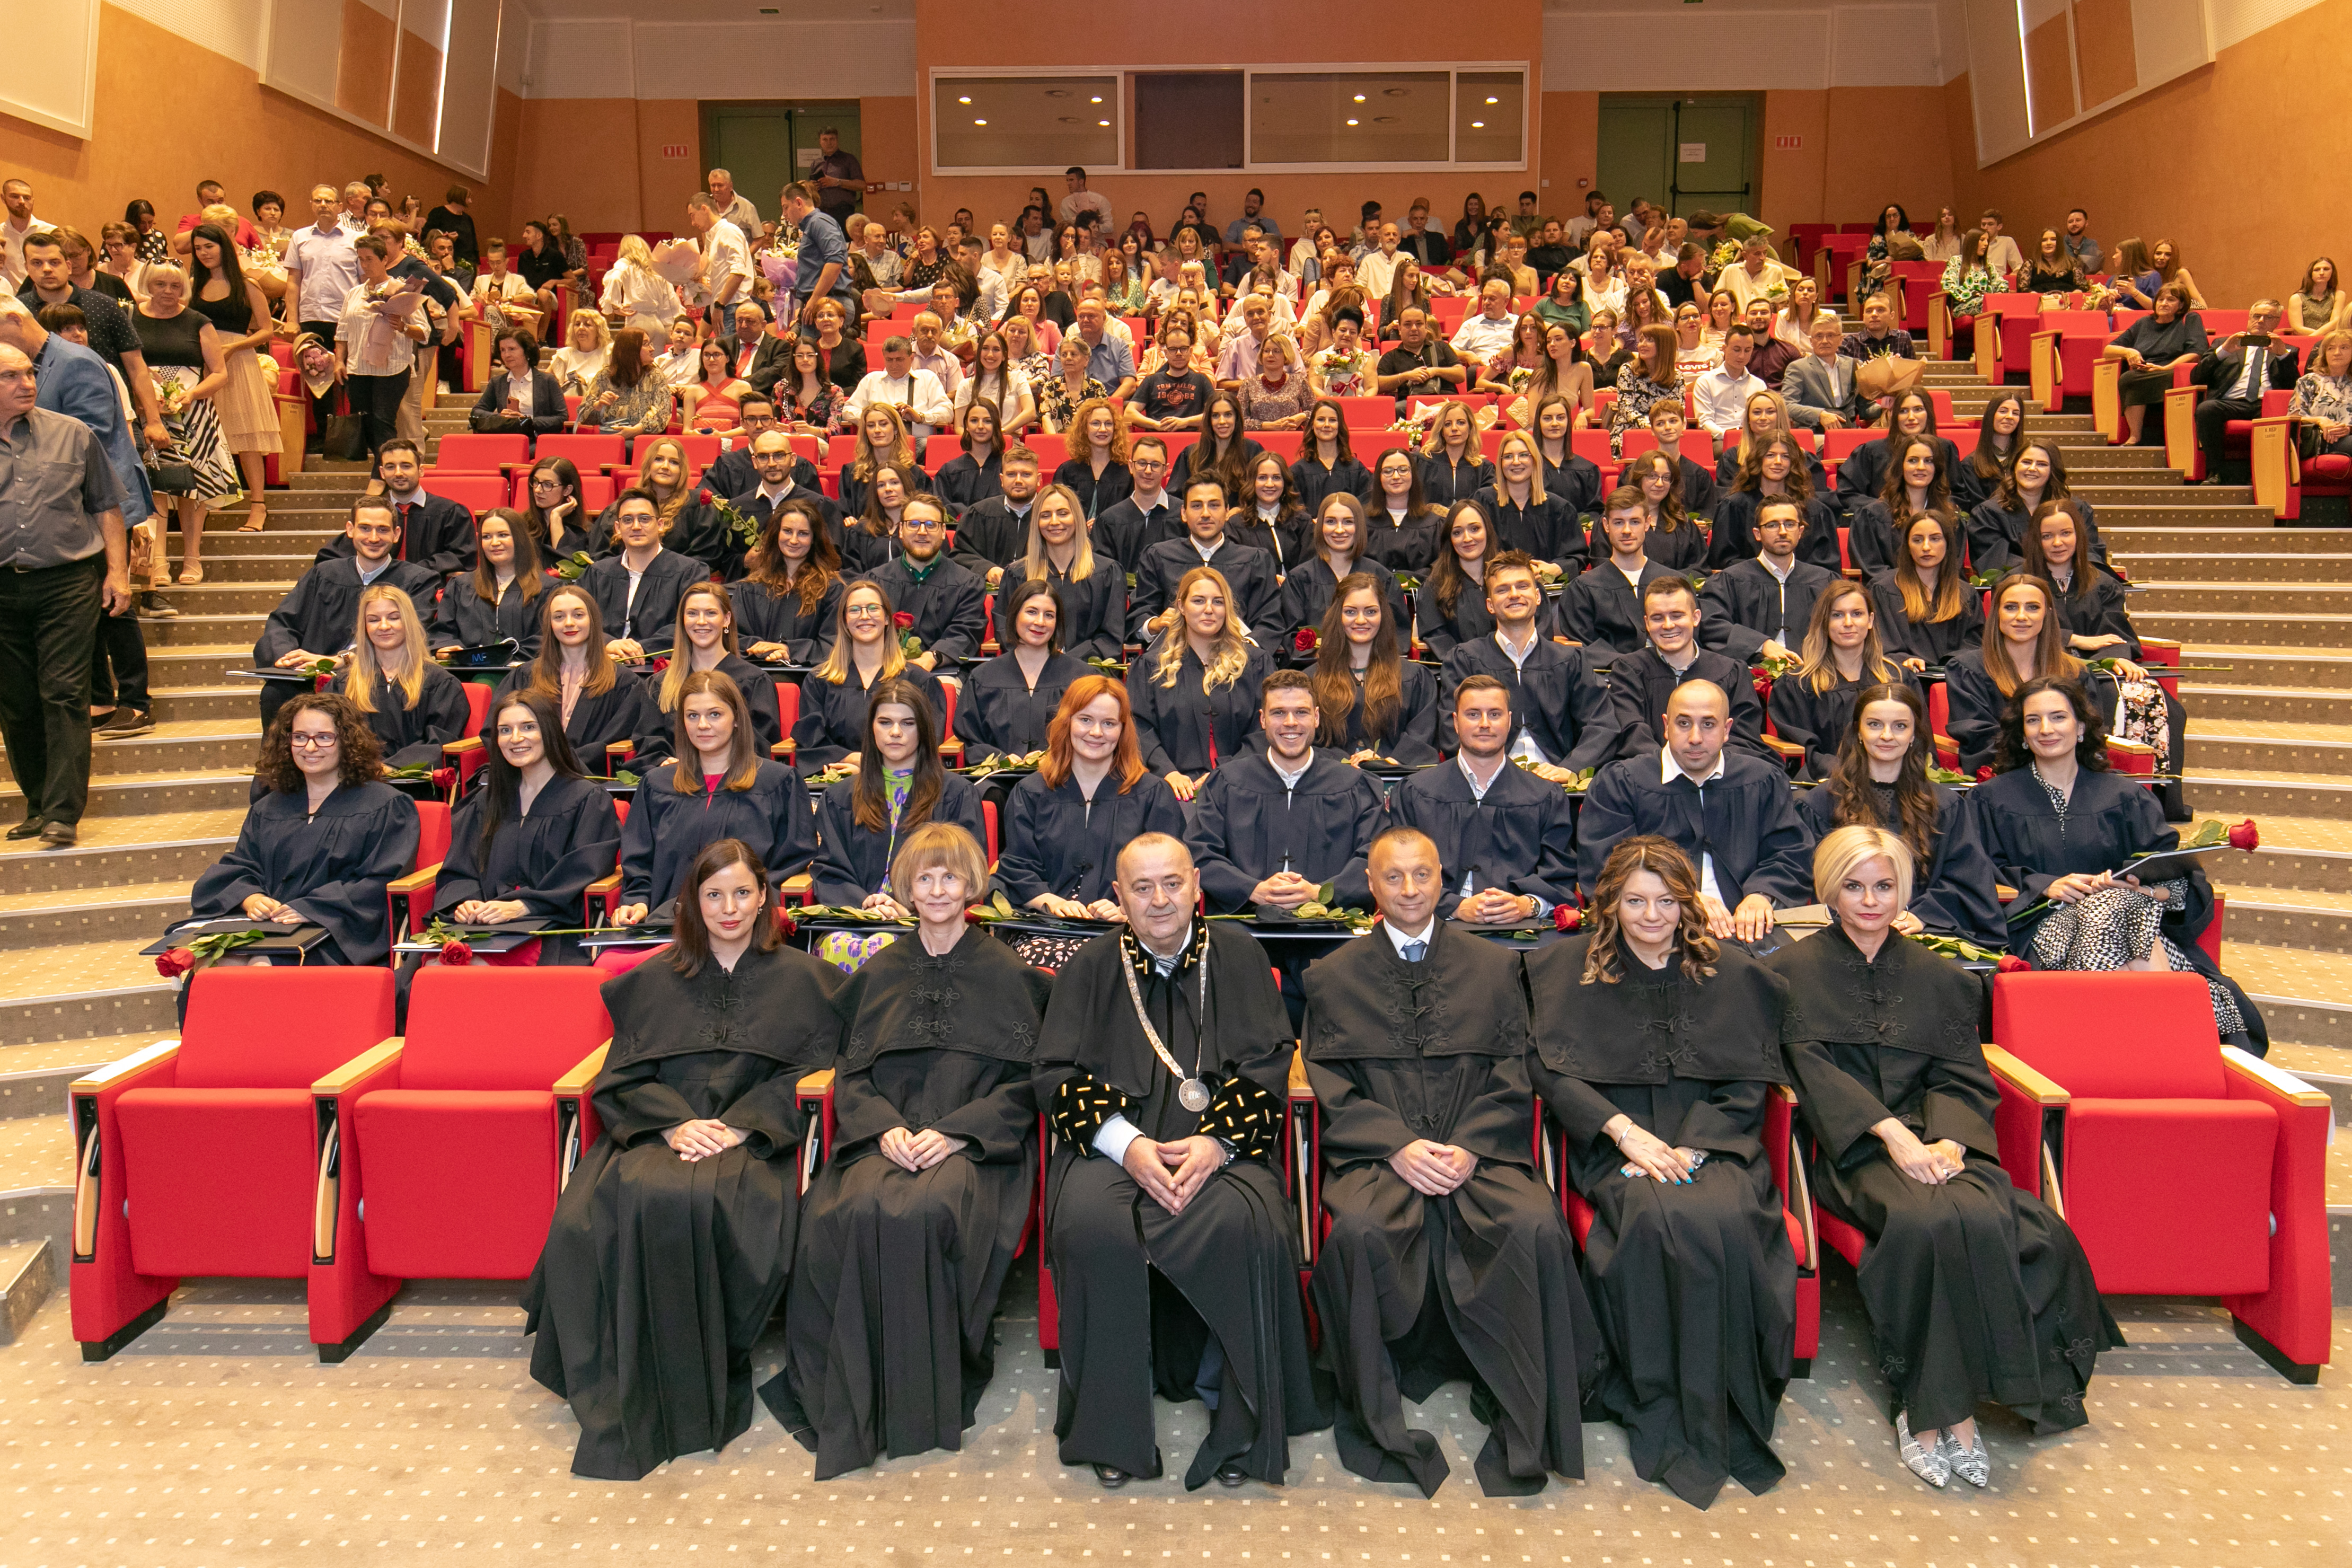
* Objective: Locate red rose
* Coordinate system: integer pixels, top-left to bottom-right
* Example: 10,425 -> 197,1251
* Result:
430,767 -> 456,791
155,946 -> 197,979
2228,819 -> 2260,851
964,907 -> 986,924
1294,628 -> 1318,653
1553,904 -> 1579,932
776,911 -> 798,937
1995,954 -> 2030,973
695,488 -> 714,505
438,939 -> 473,966
1975,766 -> 1994,783
894,612 -> 916,629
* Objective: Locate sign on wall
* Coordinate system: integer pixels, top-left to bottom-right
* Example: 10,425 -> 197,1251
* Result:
1678,142 -> 1706,162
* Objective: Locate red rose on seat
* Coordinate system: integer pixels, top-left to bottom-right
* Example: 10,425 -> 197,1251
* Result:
155,947 -> 196,979
431,767 -> 456,791
1975,766 -> 1994,782
1995,954 -> 2030,972
2227,819 -> 2260,851
1294,629 -> 1318,654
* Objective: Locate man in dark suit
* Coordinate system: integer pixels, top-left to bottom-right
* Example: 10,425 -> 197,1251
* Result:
2192,298 -> 2300,482
311,438 -> 473,577
1780,313 -> 1865,431
702,395 -> 822,500
718,301 -> 797,401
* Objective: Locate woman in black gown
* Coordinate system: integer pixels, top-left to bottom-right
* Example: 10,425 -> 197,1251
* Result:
955,577 -> 1089,763
1305,574 -> 1439,764
429,510 -> 545,660
1363,447 -> 1441,573
989,482 -> 1127,662
190,693 -> 419,967
1620,448 -> 1710,573
638,583 -> 783,762
778,823 -> 1049,1477
523,838 -> 846,1480
1415,499 -> 1511,660
343,585 -> 473,767
613,671 -> 817,925
1279,493 -> 1403,659
430,690 -> 622,967
790,579 -> 949,773
1124,565 -> 1272,801
1772,824 -> 2122,1489
1845,436 -> 1958,580
1525,835 -> 1797,1510
486,586 -> 659,778
810,679 -> 989,909
1866,510 -> 1983,670
1945,575 -> 2119,777
732,497 -> 845,667
995,675 -> 1185,919
1764,580 -> 1916,778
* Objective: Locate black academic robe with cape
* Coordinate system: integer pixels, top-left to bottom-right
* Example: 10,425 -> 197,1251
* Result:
1125,642 -> 1272,780
1704,493 -> 1840,573
1278,557 -> 1405,661
1305,925 -> 1599,1497
1301,659 -> 1441,764
253,558 -> 445,667
522,945 -> 847,1479
1185,751 -> 1387,914
1437,633 -> 1618,770
993,769 -> 1186,908
1364,509 -> 1441,574
1602,647 -> 1772,762
1798,779 -> 2006,945
1525,934 -> 1796,1509
778,928 -> 1050,1477
1576,750 -> 1815,908
1943,651 -> 2117,777
1037,922 -> 1325,1487
1769,927 -> 2121,1432
619,759 -> 818,911
350,662 -> 475,768
1702,558 -> 1838,666
952,650 -> 1090,762
1865,571 -> 1984,668
486,668 -> 657,777
190,780 -> 419,966
1385,756 -> 1579,918
432,773 -> 622,965
732,575 -> 844,667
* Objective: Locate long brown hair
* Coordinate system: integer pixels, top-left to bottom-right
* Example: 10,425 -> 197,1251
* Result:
1580,835 -> 1719,985
1795,579 -> 1900,694
667,837 -> 782,979
1878,434 -> 1952,518
1430,498 -> 1491,620
1310,573 -> 1403,748
666,670 -> 763,794
525,584 -> 618,700
1893,512 -> 1966,626
1622,448 -> 1692,536
658,583 -> 742,715
850,677 -> 947,833
1825,682 -> 1938,866
2020,498 -> 2098,604
857,460 -> 922,539
746,495 -> 842,616
467,508 -> 544,609
606,328 -> 647,390
1037,674 -> 1147,791
1732,431 -> 1814,503
1983,573 -> 2081,697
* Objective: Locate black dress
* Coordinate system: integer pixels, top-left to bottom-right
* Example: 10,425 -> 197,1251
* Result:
522,945 -> 847,1478
1865,571 -> 1984,668
430,773 -> 622,965
952,650 -> 1090,761
790,662 -> 949,772
1770,927 -> 2121,1432
618,759 -> 818,912
1473,488 -> 1583,578
486,668 -> 658,778
1526,934 -> 1796,1509
189,781 -> 419,966
1037,922 -> 1325,1487
1363,508 -> 1441,573
732,574 -> 844,666
1942,651 -> 2117,777
777,928 -> 1048,1477
1305,659 -> 1441,763
1798,779 -> 2007,946
633,653 -> 783,764
1125,642 -> 1272,779
350,663 -> 475,768
1305,924 -> 1600,1496
429,576 -> 545,661
808,771 -> 990,905
993,769 -> 1186,909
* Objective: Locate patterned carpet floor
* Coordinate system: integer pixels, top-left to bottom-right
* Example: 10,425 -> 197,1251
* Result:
2,1261 -> 2345,1566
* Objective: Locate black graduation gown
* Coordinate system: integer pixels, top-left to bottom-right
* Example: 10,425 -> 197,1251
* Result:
1836,434 -> 1958,512
1673,455 -> 1721,519
351,662 -> 474,768
618,759 -> 818,910
933,449 -> 1003,513
486,668 -> 657,777
992,769 -> 1186,908
1364,508 -> 1441,574
836,464 -> 929,527
1642,516 -> 1713,574
790,662 -> 949,772
1185,751 -> 1387,913
1278,557 -> 1404,659
1866,571 -> 1983,668
809,771 -> 989,905
1797,780 -> 2006,946
1603,647 -> 1772,763
1705,492 -> 1841,573
1715,445 -> 1829,495
1417,452 -> 1493,508
591,498 -> 737,579
633,654 -> 783,765
863,556 -> 989,664
1964,495 -> 2106,578
1037,922 -> 1323,1487
1386,755 -> 1579,917
1131,538 -> 1284,645
1576,750 -> 1815,908
952,650 -> 1089,761
312,493 -> 477,578
1473,487 -> 1585,578
1537,450 -> 1606,519
1943,650 -> 2118,777
1305,927 -> 1599,1497
778,929 -> 1047,1477
732,574 -> 844,666
991,563 -> 1127,663
253,558 -> 445,667
1842,498 -> 1930,579
1052,458 -> 1134,521
946,498 -> 1033,577
1703,559 -> 1838,666
522,947 -> 847,1479
1229,509 -> 1312,579
1126,642 -> 1272,779
1437,632 -> 1616,770
1769,927 -> 2120,1432
1559,559 -> 1715,662
1417,576 -> 1560,663
429,576 -> 545,661
431,774 -> 622,965
2050,570 -> 2140,658
1290,453 -> 1375,512
583,547 -> 711,653
1526,935 -> 1795,1509
1765,664 -> 1921,780
1302,659 -> 1440,764
189,780 -> 419,967
1093,496 -> 1176,572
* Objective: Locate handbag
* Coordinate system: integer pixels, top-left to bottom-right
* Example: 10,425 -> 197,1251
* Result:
319,412 -> 367,461
2296,419 -> 2331,460
143,453 -> 198,496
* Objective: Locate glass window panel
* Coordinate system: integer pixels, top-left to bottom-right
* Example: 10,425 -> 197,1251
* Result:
1249,71 -> 1449,166
934,75 -> 1119,172
1455,71 -> 1524,164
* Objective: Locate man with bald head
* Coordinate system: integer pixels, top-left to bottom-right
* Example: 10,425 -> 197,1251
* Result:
1302,826 -> 1599,1497
1576,680 -> 1814,942
1034,832 -> 1322,1492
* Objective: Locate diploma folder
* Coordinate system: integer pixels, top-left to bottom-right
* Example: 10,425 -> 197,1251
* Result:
2111,842 -> 2232,886
144,917 -> 329,956
392,916 -> 554,955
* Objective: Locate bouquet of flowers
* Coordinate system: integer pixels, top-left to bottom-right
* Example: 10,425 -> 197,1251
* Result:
964,748 -> 1045,781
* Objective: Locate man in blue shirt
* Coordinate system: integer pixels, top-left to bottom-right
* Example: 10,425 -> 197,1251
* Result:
1069,298 -> 1136,401
1222,188 -> 1279,248
779,181 -> 859,331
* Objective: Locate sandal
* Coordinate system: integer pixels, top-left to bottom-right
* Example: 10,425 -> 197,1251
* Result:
237,505 -> 268,533
179,566 -> 205,585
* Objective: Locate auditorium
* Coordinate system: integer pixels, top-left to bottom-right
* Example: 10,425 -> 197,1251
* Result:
2,0 -> 2350,1558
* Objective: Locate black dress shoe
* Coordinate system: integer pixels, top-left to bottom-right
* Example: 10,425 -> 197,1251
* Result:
6,819 -> 44,840
1214,1464 -> 1249,1488
1093,1464 -> 1131,1490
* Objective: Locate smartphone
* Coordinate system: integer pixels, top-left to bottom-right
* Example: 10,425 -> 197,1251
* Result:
2242,332 -> 2273,347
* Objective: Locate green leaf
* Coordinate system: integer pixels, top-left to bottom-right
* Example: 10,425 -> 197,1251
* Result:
1316,881 -> 1336,904
991,891 -> 1013,916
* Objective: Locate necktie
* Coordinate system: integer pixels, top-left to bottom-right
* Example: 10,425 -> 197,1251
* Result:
1402,940 -> 1426,963
2236,347 -> 2265,403
395,502 -> 412,560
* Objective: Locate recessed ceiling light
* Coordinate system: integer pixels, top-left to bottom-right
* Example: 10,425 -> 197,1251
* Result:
1470,121 -> 1484,128
1345,118 -> 1359,126
973,118 -> 986,126
1090,96 -> 1103,104
1353,94 -> 1366,103
1097,119 -> 1111,127
957,95 -> 971,104
1485,96 -> 1499,105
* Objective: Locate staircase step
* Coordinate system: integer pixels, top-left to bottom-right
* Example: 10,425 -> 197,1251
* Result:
0,725 -> 260,786
2184,729 -> 2352,776
2112,553 -> 2352,584
0,1240 -> 55,1347
0,883 -> 193,950
0,942 -> 175,1049
2220,841 -> 2352,896
2137,583 -> 2352,615
0,814 -> 242,897
2088,504 -> 2280,526
0,1032 -> 156,1122
147,688 -> 270,726
2179,649 -> 2352,690
166,552 -> 329,584
137,614 -> 284,649
2225,942 -> 2352,1052
2181,770 -> 2352,821
2141,613 -> 2352,649
2179,684 -> 2352,724
2052,446 -> 2174,469
2107,526 -> 2352,554
148,647 -> 286,685
2216,891 -> 2352,957
130,582 -> 296,618
0,770 -> 254,820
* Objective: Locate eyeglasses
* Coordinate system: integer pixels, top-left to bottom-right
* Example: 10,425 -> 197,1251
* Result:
290,733 -> 340,749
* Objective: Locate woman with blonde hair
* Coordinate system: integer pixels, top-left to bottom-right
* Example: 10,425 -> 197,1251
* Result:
596,234 -> 683,334
646,583 -> 782,762
549,308 -> 610,395
1002,481 -> 1124,659
1126,565 -> 1272,800
839,402 -> 924,519
792,579 -> 949,773
343,584 -> 471,766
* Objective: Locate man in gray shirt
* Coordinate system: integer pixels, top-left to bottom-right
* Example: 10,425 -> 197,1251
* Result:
0,343 -> 133,847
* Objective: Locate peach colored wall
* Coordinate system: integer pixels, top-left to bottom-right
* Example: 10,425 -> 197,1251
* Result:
1760,91 -> 1829,237
1942,1 -> 2352,307
1539,90 -> 1599,221
859,95 -> 919,204
338,0 -> 395,127
0,4 -> 516,246
1756,87 -> 1952,238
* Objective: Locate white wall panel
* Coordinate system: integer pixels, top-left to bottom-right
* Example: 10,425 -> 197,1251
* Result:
1542,6 -> 1941,90
3,0 -> 99,136
521,16 -> 915,99
1828,7 -> 1946,84
2208,0 -> 2329,48
114,0 -> 265,68
525,16 -> 635,98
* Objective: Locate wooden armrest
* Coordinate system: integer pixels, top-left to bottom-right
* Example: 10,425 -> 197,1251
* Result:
2219,1045 -> 2332,1108
2138,637 -> 2182,659
607,741 -> 636,760
781,873 -> 812,901
771,739 -> 797,760
1981,1043 -> 2069,1106
1934,732 -> 1958,753
313,1038 -> 405,1095
1760,734 -> 1806,761
939,739 -> 964,763
69,1041 -> 180,1095
1288,1044 -> 1310,1096
387,861 -> 442,896
1995,883 -> 2018,903
554,1043 -> 610,1095
2108,738 -> 2156,757
797,1068 -> 836,1096
585,870 -> 621,896
444,735 -> 483,755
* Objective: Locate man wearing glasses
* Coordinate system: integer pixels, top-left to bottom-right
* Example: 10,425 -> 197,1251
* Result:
861,495 -> 986,681
251,497 -> 439,732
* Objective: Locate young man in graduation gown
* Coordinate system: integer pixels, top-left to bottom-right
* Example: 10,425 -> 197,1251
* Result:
736,428 -> 842,544
1036,832 -> 1325,1491
1130,474 -> 1284,647
1436,551 -> 1617,773
1558,489 -> 1743,662
1699,498 -> 1836,666
1094,436 -> 1181,571
1303,828 -> 1600,1497
863,497 -> 988,675
703,396 -> 825,501
582,489 -> 712,660
1578,681 -> 1815,944
1602,575 -> 1770,763
252,497 -> 442,729
311,438 -> 475,579
1387,675 -> 1579,922
947,442 -> 1041,587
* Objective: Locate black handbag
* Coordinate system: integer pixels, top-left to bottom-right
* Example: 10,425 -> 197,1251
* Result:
2296,419 -> 2332,460
143,454 -> 198,496
319,412 -> 367,461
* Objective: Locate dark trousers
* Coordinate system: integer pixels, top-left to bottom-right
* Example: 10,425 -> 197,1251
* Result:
299,320 -> 339,346
0,557 -> 104,827
347,369 -> 409,472
2195,395 -> 2263,471
90,607 -> 151,711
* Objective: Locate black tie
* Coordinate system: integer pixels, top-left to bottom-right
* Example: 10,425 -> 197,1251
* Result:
2237,347 -> 2265,403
